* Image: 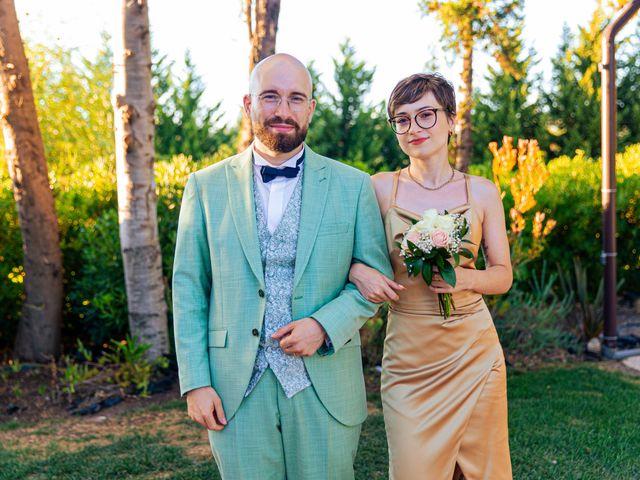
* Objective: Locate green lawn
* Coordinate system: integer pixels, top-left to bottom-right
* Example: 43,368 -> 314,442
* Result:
1,364 -> 639,479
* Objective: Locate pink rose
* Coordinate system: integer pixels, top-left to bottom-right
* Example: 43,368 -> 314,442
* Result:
430,229 -> 450,248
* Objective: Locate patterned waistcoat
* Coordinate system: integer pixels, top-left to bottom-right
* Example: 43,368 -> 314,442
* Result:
244,171 -> 312,398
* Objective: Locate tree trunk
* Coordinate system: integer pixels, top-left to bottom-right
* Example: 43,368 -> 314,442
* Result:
237,0 -> 281,152
113,0 -> 168,360
456,38 -> 473,172
0,0 -> 64,361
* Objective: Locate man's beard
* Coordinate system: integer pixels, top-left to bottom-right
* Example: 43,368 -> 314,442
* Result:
253,116 -> 308,153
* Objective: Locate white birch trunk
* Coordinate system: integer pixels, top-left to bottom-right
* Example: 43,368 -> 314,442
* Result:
113,0 -> 168,359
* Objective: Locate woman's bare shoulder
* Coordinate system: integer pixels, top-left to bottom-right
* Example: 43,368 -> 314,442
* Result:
467,174 -> 501,201
371,171 -> 397,195
371,171 -> 398,215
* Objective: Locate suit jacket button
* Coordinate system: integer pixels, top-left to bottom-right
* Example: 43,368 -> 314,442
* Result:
252,328 -> 260,337
258,289 -> 265,298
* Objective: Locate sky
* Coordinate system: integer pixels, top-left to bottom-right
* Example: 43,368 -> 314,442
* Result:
14,0 -> 638,126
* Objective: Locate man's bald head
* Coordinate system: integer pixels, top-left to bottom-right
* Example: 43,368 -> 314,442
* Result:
248,53 -> 313,96
243,53 -> 316,158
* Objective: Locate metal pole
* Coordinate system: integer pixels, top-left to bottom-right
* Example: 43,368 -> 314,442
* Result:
601,0 -> 640,352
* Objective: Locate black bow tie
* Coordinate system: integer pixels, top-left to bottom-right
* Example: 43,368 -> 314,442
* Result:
260,154 -> 304,183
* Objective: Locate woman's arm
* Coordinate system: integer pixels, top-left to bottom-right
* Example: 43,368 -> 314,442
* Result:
349,263 -> 404,303
429,177 -> 513,295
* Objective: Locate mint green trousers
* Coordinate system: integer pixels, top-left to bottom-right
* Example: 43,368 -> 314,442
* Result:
208,368 -> 362,479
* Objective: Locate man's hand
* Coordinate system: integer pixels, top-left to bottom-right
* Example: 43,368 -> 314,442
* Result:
186,386 -> 227,431
272,317 -> 327,357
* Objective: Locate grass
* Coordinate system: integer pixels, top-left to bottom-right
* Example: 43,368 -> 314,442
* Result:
1,364 -> 639,479
507,365 -> 640,479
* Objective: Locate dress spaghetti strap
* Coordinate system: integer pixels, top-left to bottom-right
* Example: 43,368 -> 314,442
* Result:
463,173 -> 472,205
390,170 -> 402,207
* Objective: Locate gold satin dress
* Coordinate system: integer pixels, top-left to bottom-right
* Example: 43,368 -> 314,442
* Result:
381,171 -> 512,480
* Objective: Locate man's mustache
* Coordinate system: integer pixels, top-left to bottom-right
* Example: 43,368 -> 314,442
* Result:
266,117 -> 300,129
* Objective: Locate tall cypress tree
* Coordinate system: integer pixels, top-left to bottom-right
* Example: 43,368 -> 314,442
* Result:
544,25 -> 594,157
306,40 -> 403,172
472,51 -> 549,163
153,51 -> 233,160
544,3 -> 628,158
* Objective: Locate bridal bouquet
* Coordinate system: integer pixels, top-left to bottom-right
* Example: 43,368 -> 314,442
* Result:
397,209 -> 474,318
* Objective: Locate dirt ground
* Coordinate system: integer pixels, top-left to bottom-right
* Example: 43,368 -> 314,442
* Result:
0,368 -> 386,464
3,298 -> 640,426
0,385 -> 212,462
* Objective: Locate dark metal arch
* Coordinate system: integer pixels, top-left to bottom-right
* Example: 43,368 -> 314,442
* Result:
601,0 -> 640,359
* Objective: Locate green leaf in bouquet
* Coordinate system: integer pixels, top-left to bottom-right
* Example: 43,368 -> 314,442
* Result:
424,250 -> 437,260
440,260 -> 457,287
452,251 -> 460,265
405,257 -> 416,275
435,255 -> 445,271
414,258 -> 424,278
422,261 -> 433,285
405,257 -> 422,277
459,247 -> 474,259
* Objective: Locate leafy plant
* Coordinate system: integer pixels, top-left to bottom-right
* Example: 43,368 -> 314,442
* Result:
8,359 -> 22,374
101,335 -> 169,396
492,263 -> 575,355
557,257 -> 625,342
61,355 -> 99,399
76,339 -> 93,362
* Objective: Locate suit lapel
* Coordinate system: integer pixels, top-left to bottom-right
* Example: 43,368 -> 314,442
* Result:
226,149 -> 264,286
294,146 -> 330,288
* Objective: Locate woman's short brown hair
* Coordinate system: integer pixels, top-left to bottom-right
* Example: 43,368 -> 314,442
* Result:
387,73 -> 456,120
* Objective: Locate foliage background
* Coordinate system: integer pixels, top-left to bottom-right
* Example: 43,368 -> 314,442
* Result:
1,13 -> 640,351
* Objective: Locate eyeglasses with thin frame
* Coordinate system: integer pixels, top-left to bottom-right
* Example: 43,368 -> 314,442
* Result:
253,92 -> 311,112
388,108 -> 451,135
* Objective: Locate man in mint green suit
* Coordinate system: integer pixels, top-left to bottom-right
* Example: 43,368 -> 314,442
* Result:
173,53 -> 392,479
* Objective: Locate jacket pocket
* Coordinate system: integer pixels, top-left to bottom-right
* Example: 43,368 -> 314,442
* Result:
318,222 -> 350,236
208,329 -> 228,347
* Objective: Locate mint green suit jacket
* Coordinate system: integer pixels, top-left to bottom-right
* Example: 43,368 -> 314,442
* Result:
172,146 -> 392,426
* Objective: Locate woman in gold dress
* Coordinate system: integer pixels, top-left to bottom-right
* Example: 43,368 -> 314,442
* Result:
349,74 -> 513,479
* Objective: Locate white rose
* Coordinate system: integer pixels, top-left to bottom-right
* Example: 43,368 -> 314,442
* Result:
422,208 -> 438,222
434,214 -> 455,233
414,219 -> 434,233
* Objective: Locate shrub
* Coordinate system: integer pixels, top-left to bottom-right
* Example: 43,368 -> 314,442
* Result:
491,263 -> 577,356
471,142 -> 640,292
0,150 -> 225,350
537,144 -> 640,289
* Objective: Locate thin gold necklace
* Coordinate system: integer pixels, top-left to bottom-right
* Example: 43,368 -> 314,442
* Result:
406,164 -> 456,191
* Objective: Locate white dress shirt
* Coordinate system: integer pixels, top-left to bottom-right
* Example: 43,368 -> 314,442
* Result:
252,146 -> 305,234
